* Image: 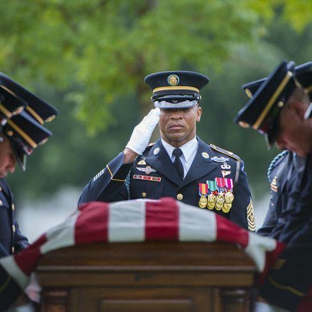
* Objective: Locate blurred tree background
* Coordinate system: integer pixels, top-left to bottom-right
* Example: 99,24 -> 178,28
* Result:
0,0 -> 311,238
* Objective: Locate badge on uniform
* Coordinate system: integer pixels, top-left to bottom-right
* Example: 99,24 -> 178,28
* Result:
215,178 -> 234,213
211,156 -> 229,163
198,183 -> 208,208
271,176 -> 278,192
221,162 -> 231,169
221,170 -> 231,177
137,160 -> 147,165
198,178 -> 234,213
136,166 -> 156,174
133,175 -> 161,182
206,180 -> 218,210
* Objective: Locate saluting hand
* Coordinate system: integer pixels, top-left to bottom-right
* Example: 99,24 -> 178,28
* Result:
126,108 -> 161,155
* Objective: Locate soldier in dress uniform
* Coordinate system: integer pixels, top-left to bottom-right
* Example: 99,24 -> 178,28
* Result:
235,60 -> 312,311
241,61 -> 312,239
78,70 -> 255,231
0,72 -> 58,311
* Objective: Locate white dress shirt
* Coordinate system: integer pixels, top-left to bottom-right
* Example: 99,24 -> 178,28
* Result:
161,137 -> 198,178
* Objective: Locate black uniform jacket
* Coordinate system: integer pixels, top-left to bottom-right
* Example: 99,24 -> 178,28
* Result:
0,178 -> 29,257
257,151 -> 293,237
79,137 -> 255,231
260,154 -> 312,311
257,151 -> 307,240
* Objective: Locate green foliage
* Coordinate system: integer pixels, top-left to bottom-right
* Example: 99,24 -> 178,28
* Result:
1,0 -> 312,201
0,0 -> 301,131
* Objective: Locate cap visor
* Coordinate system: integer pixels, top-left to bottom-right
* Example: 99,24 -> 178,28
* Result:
154,100 -> 198,109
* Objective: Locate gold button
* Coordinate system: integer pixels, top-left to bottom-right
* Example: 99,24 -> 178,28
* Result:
0,186 -> 2,191
177,193 -> 183,200
0,200 -> 2,206
142,192 -> 146,198
12,247 -> 15,254
12,225 -> 16,232
11,203 -> 15,210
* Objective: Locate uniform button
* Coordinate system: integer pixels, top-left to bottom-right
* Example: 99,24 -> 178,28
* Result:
12,225 -> 16,232
11,203 -> 15,210
177,194 -> 183,200
0,186 -> 2,191
142,192 -> 146,198
0,200 -> 2,206
12,247 -> 15,254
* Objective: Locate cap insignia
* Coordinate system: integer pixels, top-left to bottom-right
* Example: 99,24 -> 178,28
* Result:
167,74 -> 179,86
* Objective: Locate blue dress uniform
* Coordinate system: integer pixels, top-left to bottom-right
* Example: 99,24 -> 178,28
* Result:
235,61 -> 312,311
79,137 -> 255,231
257,151 -> 293,238
0,72 -> 58,311
259,155 -> 312,311
0,179 -> 28,257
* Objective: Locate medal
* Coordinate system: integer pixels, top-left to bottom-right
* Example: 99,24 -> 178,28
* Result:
216,178 -> 234,207
224,191 -> 234,204
206,181 -> 218,210
199,196 -> 208,208
222,203 -> 232,213
198,183 -> 208,209
207,180 -> 218,192
215,193 -> 225,211
207,193 -> 216,210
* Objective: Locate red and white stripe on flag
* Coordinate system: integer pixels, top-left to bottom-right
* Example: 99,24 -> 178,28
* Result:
0,197 -> 280,292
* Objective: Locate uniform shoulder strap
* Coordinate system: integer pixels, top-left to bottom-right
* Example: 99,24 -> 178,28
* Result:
210,144 -> 241,162
267,150 -> 289,183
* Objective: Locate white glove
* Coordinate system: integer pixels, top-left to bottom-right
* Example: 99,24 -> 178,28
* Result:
126,108 -> 160,154
8,302 -> 35,312
253,301 -> 290,312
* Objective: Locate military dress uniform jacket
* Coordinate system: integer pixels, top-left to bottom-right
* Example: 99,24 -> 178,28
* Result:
0,178 -> 29,257
259,154 -> 312,311
79,137 -> 255,231
257,151 -> 305,240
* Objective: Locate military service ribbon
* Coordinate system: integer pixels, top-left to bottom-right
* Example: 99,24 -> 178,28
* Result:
198,183 -> 208,208
215,178 -> 234,213
206,180 -> 218,210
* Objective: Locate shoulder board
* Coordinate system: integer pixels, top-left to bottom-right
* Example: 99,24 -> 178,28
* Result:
210,144 -> 241,162
267,150 -> 289,182
142,142 -> 155,156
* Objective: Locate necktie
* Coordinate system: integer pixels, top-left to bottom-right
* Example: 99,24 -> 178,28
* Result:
173,148 -> 184,180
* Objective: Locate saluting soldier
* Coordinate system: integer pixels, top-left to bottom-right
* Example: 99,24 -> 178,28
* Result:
0,72 -> 58,311
79,70 -> 255,231
235,60 -> 312,311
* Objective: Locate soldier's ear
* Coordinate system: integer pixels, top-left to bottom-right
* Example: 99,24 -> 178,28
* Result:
196,106 -> 202,122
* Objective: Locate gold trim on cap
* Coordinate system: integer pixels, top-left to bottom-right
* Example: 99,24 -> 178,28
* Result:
45,115 -> 56,122
0,104 -> 13,118
0,85 -> 19,98
26,106 -> 44,124
245,89 -> 253,99
305,85 -> 312,93
153,86 -> 199,93
6,119 -> 38,148
253,71 -> 293,130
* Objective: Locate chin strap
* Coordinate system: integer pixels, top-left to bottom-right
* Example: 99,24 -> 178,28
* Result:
304,102 -> 312,120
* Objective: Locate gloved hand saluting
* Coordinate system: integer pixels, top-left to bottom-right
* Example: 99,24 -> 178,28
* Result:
126,108 -> 161,155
